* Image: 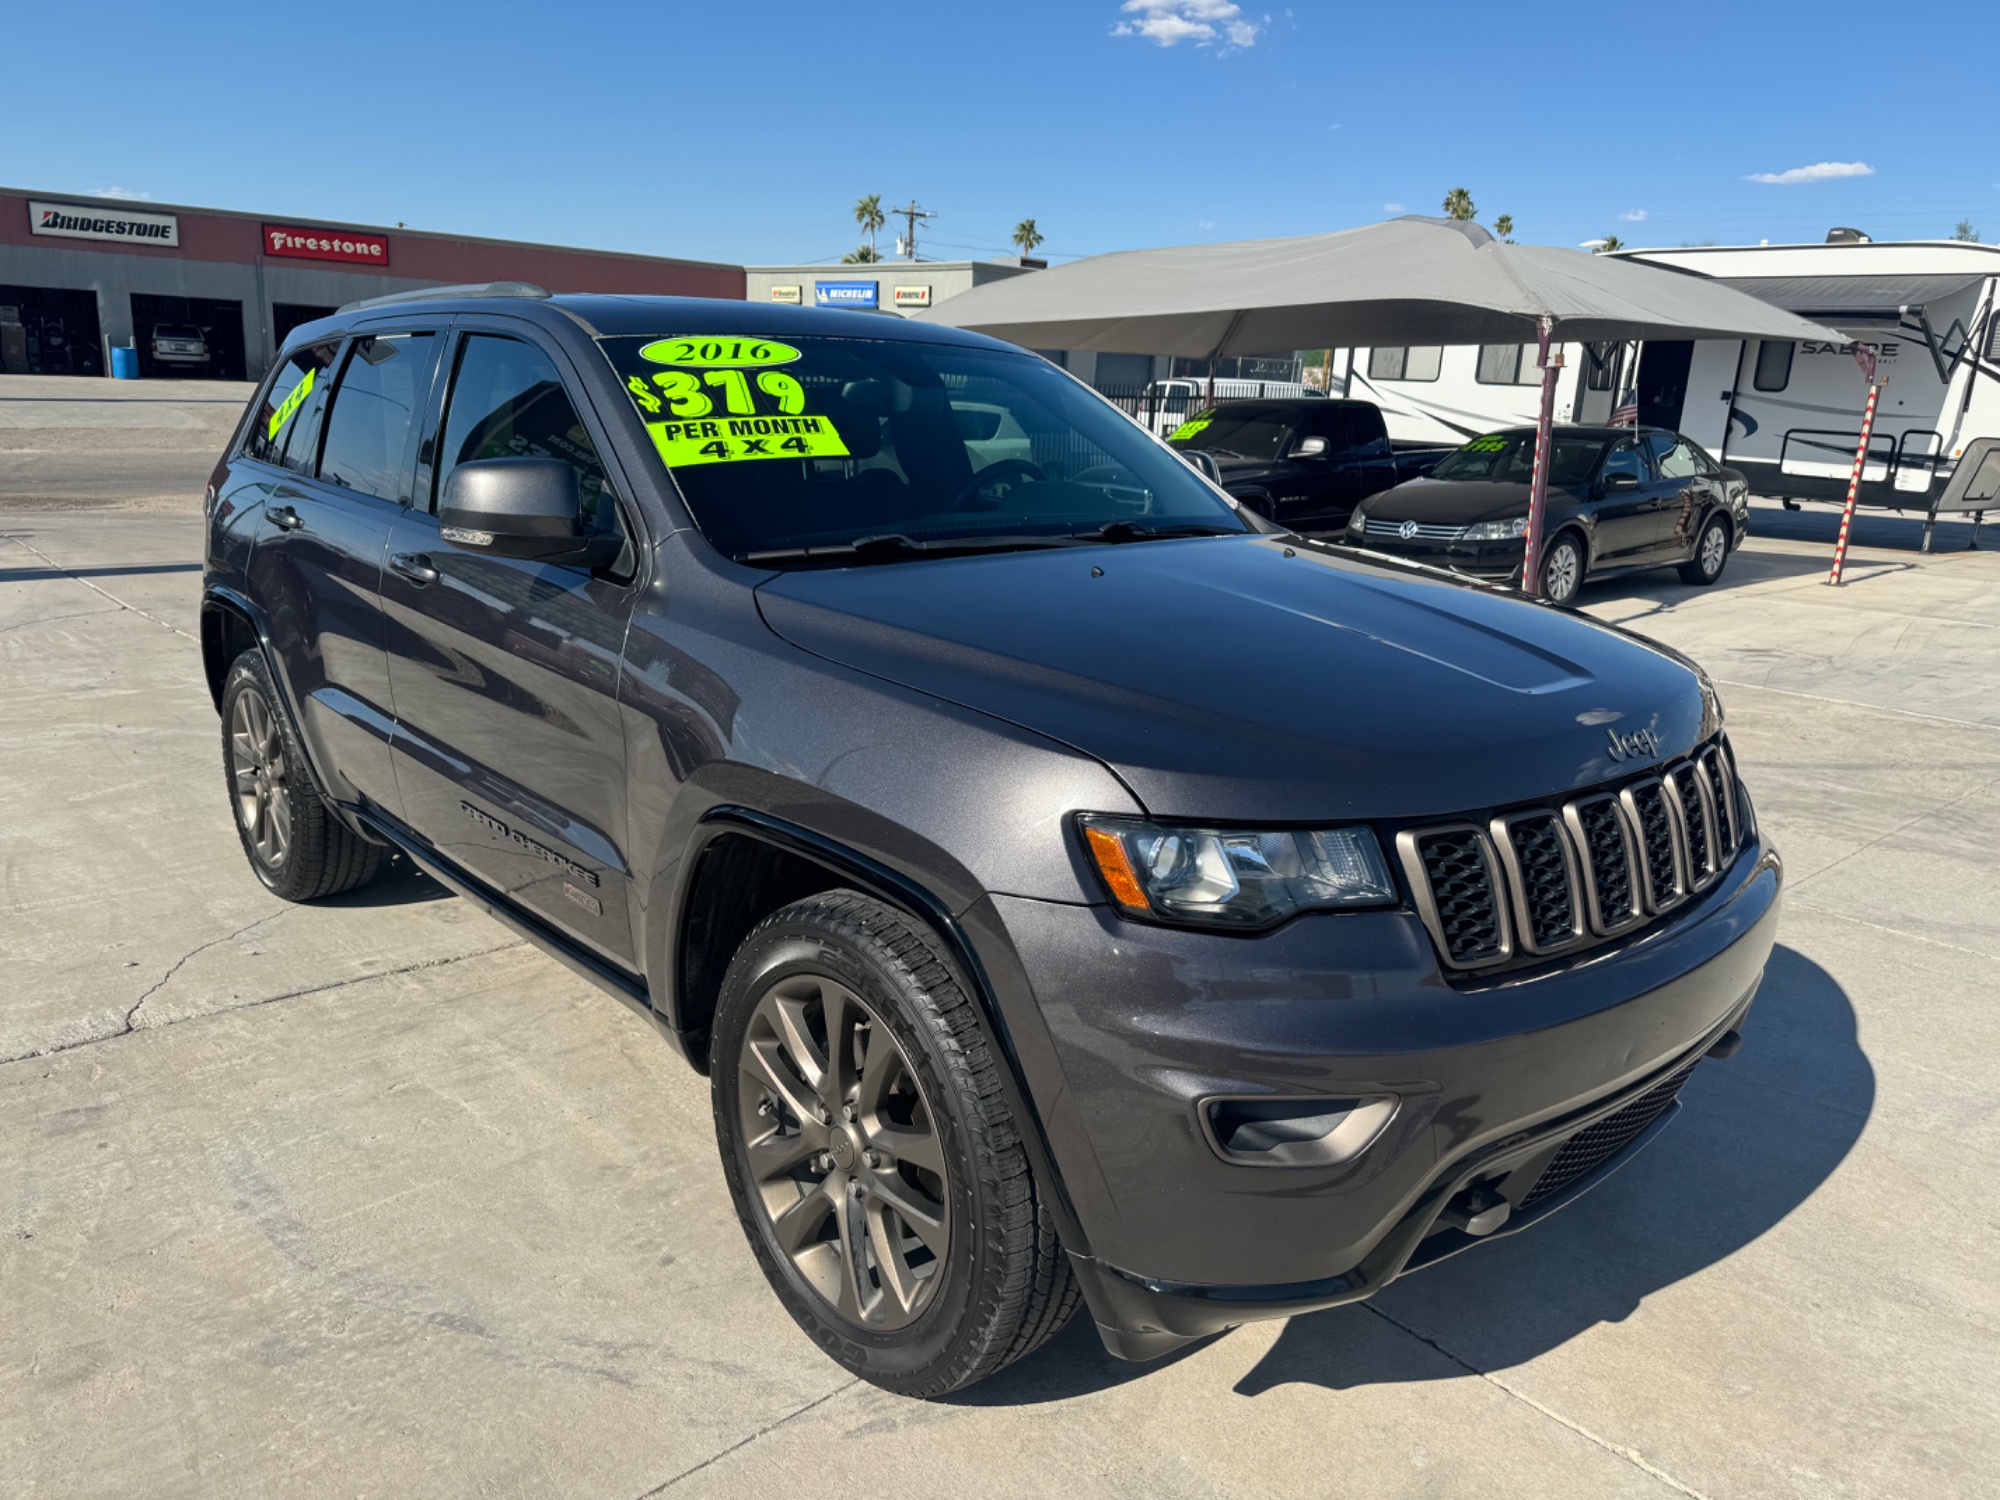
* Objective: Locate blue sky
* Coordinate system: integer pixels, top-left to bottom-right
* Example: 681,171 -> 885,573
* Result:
5,0 -> 1994,264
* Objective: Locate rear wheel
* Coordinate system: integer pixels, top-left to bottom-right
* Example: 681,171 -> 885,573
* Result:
220,650 -> 380,902
1539,531 -> 1585,608
1678,514 -> 1731,586
712,890 -> 1078,1396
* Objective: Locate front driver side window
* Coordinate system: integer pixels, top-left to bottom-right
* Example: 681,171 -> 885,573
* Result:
436,334 -> 619,535
1601,441 -> 1646,484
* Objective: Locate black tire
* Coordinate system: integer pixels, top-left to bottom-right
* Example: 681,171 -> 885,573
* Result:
1539,530 -> 1586,608
712,889 -> 1079,1396
1678,514 -> 1732,586
219,649 -> 381,902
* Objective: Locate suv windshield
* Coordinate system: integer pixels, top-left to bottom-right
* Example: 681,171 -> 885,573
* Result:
1429,432 -> 1608,487
1166,403 -> 1298,462
600,334 -> 1247,562
155,324 -> 203,341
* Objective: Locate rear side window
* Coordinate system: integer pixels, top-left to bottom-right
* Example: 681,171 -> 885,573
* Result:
1601,440 -> 1647,484
1753,340 -> 1794,392
436,334 -> 618,534
1658,439 -> 1701,479
243,342 -> 339,472
318,332 -> 435,503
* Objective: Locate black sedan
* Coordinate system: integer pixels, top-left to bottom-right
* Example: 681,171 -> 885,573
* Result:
1342,426 -> 1750,606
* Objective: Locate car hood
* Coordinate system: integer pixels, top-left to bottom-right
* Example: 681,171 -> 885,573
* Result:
1209,455 -> 1293,488
754,535 -> 1714,824
1362,477 -> 1578,526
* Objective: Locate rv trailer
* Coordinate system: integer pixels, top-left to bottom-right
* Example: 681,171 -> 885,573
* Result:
1337,237 -> 2000,534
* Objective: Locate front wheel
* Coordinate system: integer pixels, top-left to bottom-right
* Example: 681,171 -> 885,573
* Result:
711,890 -> 1078,1396
1678,515 -> 1731,586
1538,532 -> 1585,608
219,650 -> 381,901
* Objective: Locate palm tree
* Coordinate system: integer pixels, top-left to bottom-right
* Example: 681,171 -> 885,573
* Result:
1592,234 -> 1626,255
1012,218 -> 1044,256
853,195 -> 885,260
1441,188 -> 1476,221
840,245 -> 881,264
1952,218 -> 1981,243
1493,213 -> 1515,241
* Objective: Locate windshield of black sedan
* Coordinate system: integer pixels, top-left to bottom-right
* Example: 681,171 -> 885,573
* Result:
1165,403 -> 1297,463
1430,432 -> 1608,487
600,334 -> 1247,561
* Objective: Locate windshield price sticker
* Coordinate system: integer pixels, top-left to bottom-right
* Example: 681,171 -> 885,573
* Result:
639,336 -> 800,368
1169,417 -> 1212,442
1464,435 -> 1508,452
646,414 -> 850,468
267,367 -> 316,439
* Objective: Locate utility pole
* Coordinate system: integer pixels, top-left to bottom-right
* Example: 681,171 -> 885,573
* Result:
890,201 -> 934,261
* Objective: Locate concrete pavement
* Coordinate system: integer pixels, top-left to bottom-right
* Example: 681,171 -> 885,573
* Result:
3,489 -> 1997,1498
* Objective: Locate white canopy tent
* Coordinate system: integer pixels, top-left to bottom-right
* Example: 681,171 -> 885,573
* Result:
917,217 -> 1850,593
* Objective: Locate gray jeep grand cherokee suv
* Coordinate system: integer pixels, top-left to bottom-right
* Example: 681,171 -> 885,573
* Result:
200,287 -> 1782,1396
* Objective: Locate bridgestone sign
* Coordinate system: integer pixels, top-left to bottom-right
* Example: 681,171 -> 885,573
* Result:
29,200 -> 180,247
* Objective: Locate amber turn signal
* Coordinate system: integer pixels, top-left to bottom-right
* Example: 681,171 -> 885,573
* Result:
1083,824 -> 1151,911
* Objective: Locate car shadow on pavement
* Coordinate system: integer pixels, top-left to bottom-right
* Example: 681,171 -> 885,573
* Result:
315,852 -> 452,908
949,944 -> 1867,1407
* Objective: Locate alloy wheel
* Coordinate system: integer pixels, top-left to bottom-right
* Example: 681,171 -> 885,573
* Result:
229,688 -> 291,867
737,974 -> 950,1331
1700,522 -> 1727,577
1544,540 -> 1581,604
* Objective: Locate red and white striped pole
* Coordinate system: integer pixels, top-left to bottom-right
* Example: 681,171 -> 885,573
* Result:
1826,378 -> 1883,586
1522,315 -> 1559,597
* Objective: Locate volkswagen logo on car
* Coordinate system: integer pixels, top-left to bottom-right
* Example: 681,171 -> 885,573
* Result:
1399,519 -> 1419,540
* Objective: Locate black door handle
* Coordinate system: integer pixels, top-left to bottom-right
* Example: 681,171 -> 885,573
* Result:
389,551 -> 440,585
263,504 -> 303,531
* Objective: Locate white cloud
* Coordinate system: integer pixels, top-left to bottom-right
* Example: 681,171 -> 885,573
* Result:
1619,208 -> 1648,222
1196,219 -> 1217,230
1112,0 -> 1261,50
1382,202 -> 1407,214
1327,122 -> 1342,131
92,186 -> 152,200
1746,160 -> 1874,185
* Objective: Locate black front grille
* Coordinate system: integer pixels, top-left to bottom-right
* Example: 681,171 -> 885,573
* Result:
1573,796 -> 1635,925
1399,737 -> 1745,973
1510,813 -> 1576,949
1628,783 -> 1679,909
1414,829 -> 1504,966
1519,1055 -> 1701,1211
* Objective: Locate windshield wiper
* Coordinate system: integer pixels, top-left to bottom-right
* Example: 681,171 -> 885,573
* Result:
737,532 -> 1080,566
1068,520 -> 1243,544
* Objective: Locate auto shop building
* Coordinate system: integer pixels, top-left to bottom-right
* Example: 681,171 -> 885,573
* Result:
0,187 -> 744,381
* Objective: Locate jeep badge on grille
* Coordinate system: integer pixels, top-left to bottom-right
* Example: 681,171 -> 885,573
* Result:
1605,726 -> 1662,762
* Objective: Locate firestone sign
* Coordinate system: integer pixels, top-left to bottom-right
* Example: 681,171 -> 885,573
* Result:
263,224 -> 390,266
29,200 -> 179,247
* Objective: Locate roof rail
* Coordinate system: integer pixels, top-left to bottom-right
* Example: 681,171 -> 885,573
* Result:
336,280 -> 551,314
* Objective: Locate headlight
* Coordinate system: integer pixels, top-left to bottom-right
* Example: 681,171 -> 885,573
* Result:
1461,516 -> 1529,540
1345,510 -> 1366,533
1079,815 -> 1396,927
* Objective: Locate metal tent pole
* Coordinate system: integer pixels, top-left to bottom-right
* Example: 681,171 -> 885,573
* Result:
1522,315 -> 1560,598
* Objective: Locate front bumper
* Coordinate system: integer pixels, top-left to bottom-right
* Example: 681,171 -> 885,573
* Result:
963,833 -> 1782,1359
1350,532 -> 1525,578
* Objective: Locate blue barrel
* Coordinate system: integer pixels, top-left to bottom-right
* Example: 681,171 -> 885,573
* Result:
111,345 -> 139,380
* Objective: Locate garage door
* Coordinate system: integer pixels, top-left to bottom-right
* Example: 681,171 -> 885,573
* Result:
130,293 -> 247,380
0,285 -> 104,376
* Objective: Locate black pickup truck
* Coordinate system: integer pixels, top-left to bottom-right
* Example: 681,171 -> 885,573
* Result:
1167,398 -> 1453,533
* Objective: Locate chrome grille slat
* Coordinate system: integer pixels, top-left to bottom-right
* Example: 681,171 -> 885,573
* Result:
1402,739 -> 1744,973
1363,518 -> 1467,542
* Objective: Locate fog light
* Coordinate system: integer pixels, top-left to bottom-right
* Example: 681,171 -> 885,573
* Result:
1202,1095 -> 1397,1168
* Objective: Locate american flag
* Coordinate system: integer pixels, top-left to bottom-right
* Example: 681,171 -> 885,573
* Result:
1609,389 -> 1639,425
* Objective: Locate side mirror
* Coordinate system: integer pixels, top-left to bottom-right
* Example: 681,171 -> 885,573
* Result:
1291,435 -> 1330,459
1177,448 -> 1222,482
439,457 -> 621,567
1600,472 -> 1641,493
